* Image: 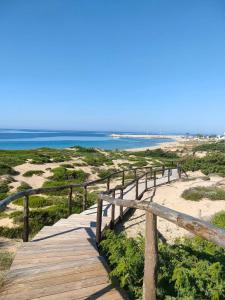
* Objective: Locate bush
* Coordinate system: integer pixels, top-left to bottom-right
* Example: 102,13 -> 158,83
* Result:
0,164 -> 18,176
212,211 -> 225,229
16,182 -> 32,192
23,170 -> 44,177
97,168 -> 118,179
182,153 -> 225,177
131,149 -> 178,159
0,251 -> 13,271
13,196 -> 55,208
100,230 -> 225,299
194,141 -> 225,153
182,186 -> 225,201
50,167 -> 88,183
60,163 -> 74,168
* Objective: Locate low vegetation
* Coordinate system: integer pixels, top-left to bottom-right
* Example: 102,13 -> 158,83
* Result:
23,170 -> 44,177
0,251 -> 14,287
16,182 -> 32,192
100,225 -> 225,300
182,152 -> 225,177
194,141 -> 225,153
182,186 -> 225,201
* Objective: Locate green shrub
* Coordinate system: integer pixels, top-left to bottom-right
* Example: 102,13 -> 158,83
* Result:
13,196 -> 55,208
182,186 -> 225,201
0,164 -> 18,176
16,182 -> 32,192
131,149 -> 178,159
0,182 -> 9,200
60,163 -> 74,168
83,155 -> 113,167
194,141 -> 225,153
23,170 -> 44,177
0,226 -> 23,239
212,211 -> 225,229
100,230 -> 225,299
50,167 -> 88,182
0,251 -> 13,271
97,168 -> 118,179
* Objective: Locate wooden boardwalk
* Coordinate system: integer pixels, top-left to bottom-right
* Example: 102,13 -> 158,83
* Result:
0,169 -> 178,300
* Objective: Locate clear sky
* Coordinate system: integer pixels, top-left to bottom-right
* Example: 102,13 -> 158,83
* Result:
0,0 -> 225,134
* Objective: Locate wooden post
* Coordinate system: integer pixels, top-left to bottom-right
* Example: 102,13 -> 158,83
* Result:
83,185 -> 87,211
107,176 -> 110,192
154,171 -> 156,187
23,195 -> 29,242
68,187 -> 72,216
168,168 -> 171,183
143,211 -> 158,300
177,164 -> 181,179
96,197 -> 103,244
122,170 -> 125,186
136,178 -> 139,199
120,189 -> 123,220
150,167 -> 153,179
110,190 -> 115,229
145,171 -> 148,191
134,169 -> 137,180
162,165 -> 165,176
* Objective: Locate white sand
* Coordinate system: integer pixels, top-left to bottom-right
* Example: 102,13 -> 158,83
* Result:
124,173 -> 225,242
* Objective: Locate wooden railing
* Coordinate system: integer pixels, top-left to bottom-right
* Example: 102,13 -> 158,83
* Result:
0,164 -> 179,242
98,189 -> 225,300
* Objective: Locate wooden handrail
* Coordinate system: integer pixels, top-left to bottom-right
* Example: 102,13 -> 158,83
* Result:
0,165 -> 163,211
0,164 -> 176,242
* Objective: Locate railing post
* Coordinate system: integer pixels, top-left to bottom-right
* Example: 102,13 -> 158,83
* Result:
177,163 -> 181,179
162,165 -> 165,176
168,168 -> 171,183
68,187 -> 72,216
96,197 -> 103,244
143,211 -> 158,300
154,170 -> 156,187
122,170 -> 125,186
107,176 -> 110,192
23,195 -> 29,242
83,185 -> 87,211
136,177 -> 139,199
120,189 -> 123,220
145,171 -> 148,191
110,190 -> 115,229
134,169 -> 137,180
150,167 -> 153,179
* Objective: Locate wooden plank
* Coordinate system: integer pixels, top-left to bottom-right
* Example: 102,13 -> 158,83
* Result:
0,275 -> 109,300
1,268 -> 108,295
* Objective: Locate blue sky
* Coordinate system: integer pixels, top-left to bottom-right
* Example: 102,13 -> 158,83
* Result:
0,0 -> 225,134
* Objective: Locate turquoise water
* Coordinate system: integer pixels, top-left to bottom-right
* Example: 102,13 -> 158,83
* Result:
0,129 -> 173,150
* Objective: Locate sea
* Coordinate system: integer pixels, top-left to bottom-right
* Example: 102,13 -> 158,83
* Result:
0,129 -> 174,150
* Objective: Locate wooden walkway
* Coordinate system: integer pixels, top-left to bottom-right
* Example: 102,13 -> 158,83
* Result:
0,169 -> 178,300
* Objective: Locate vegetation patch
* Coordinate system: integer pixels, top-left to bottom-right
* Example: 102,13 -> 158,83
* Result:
0,250 -> 14,287
0,164 -> 18,176
212,211 -> 225,229
182,186 -> 225,201
50,167 -> 88,183
194,141 -> 225,153
100,229 -> 225,299
182,153 -> 225,177
0,182 -> 9,200
13,195 -> 55,208
16,182 -> 32,192
23,170 -> 44,177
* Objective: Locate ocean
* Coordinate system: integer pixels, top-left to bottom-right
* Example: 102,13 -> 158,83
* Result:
0,129 -> 173,150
